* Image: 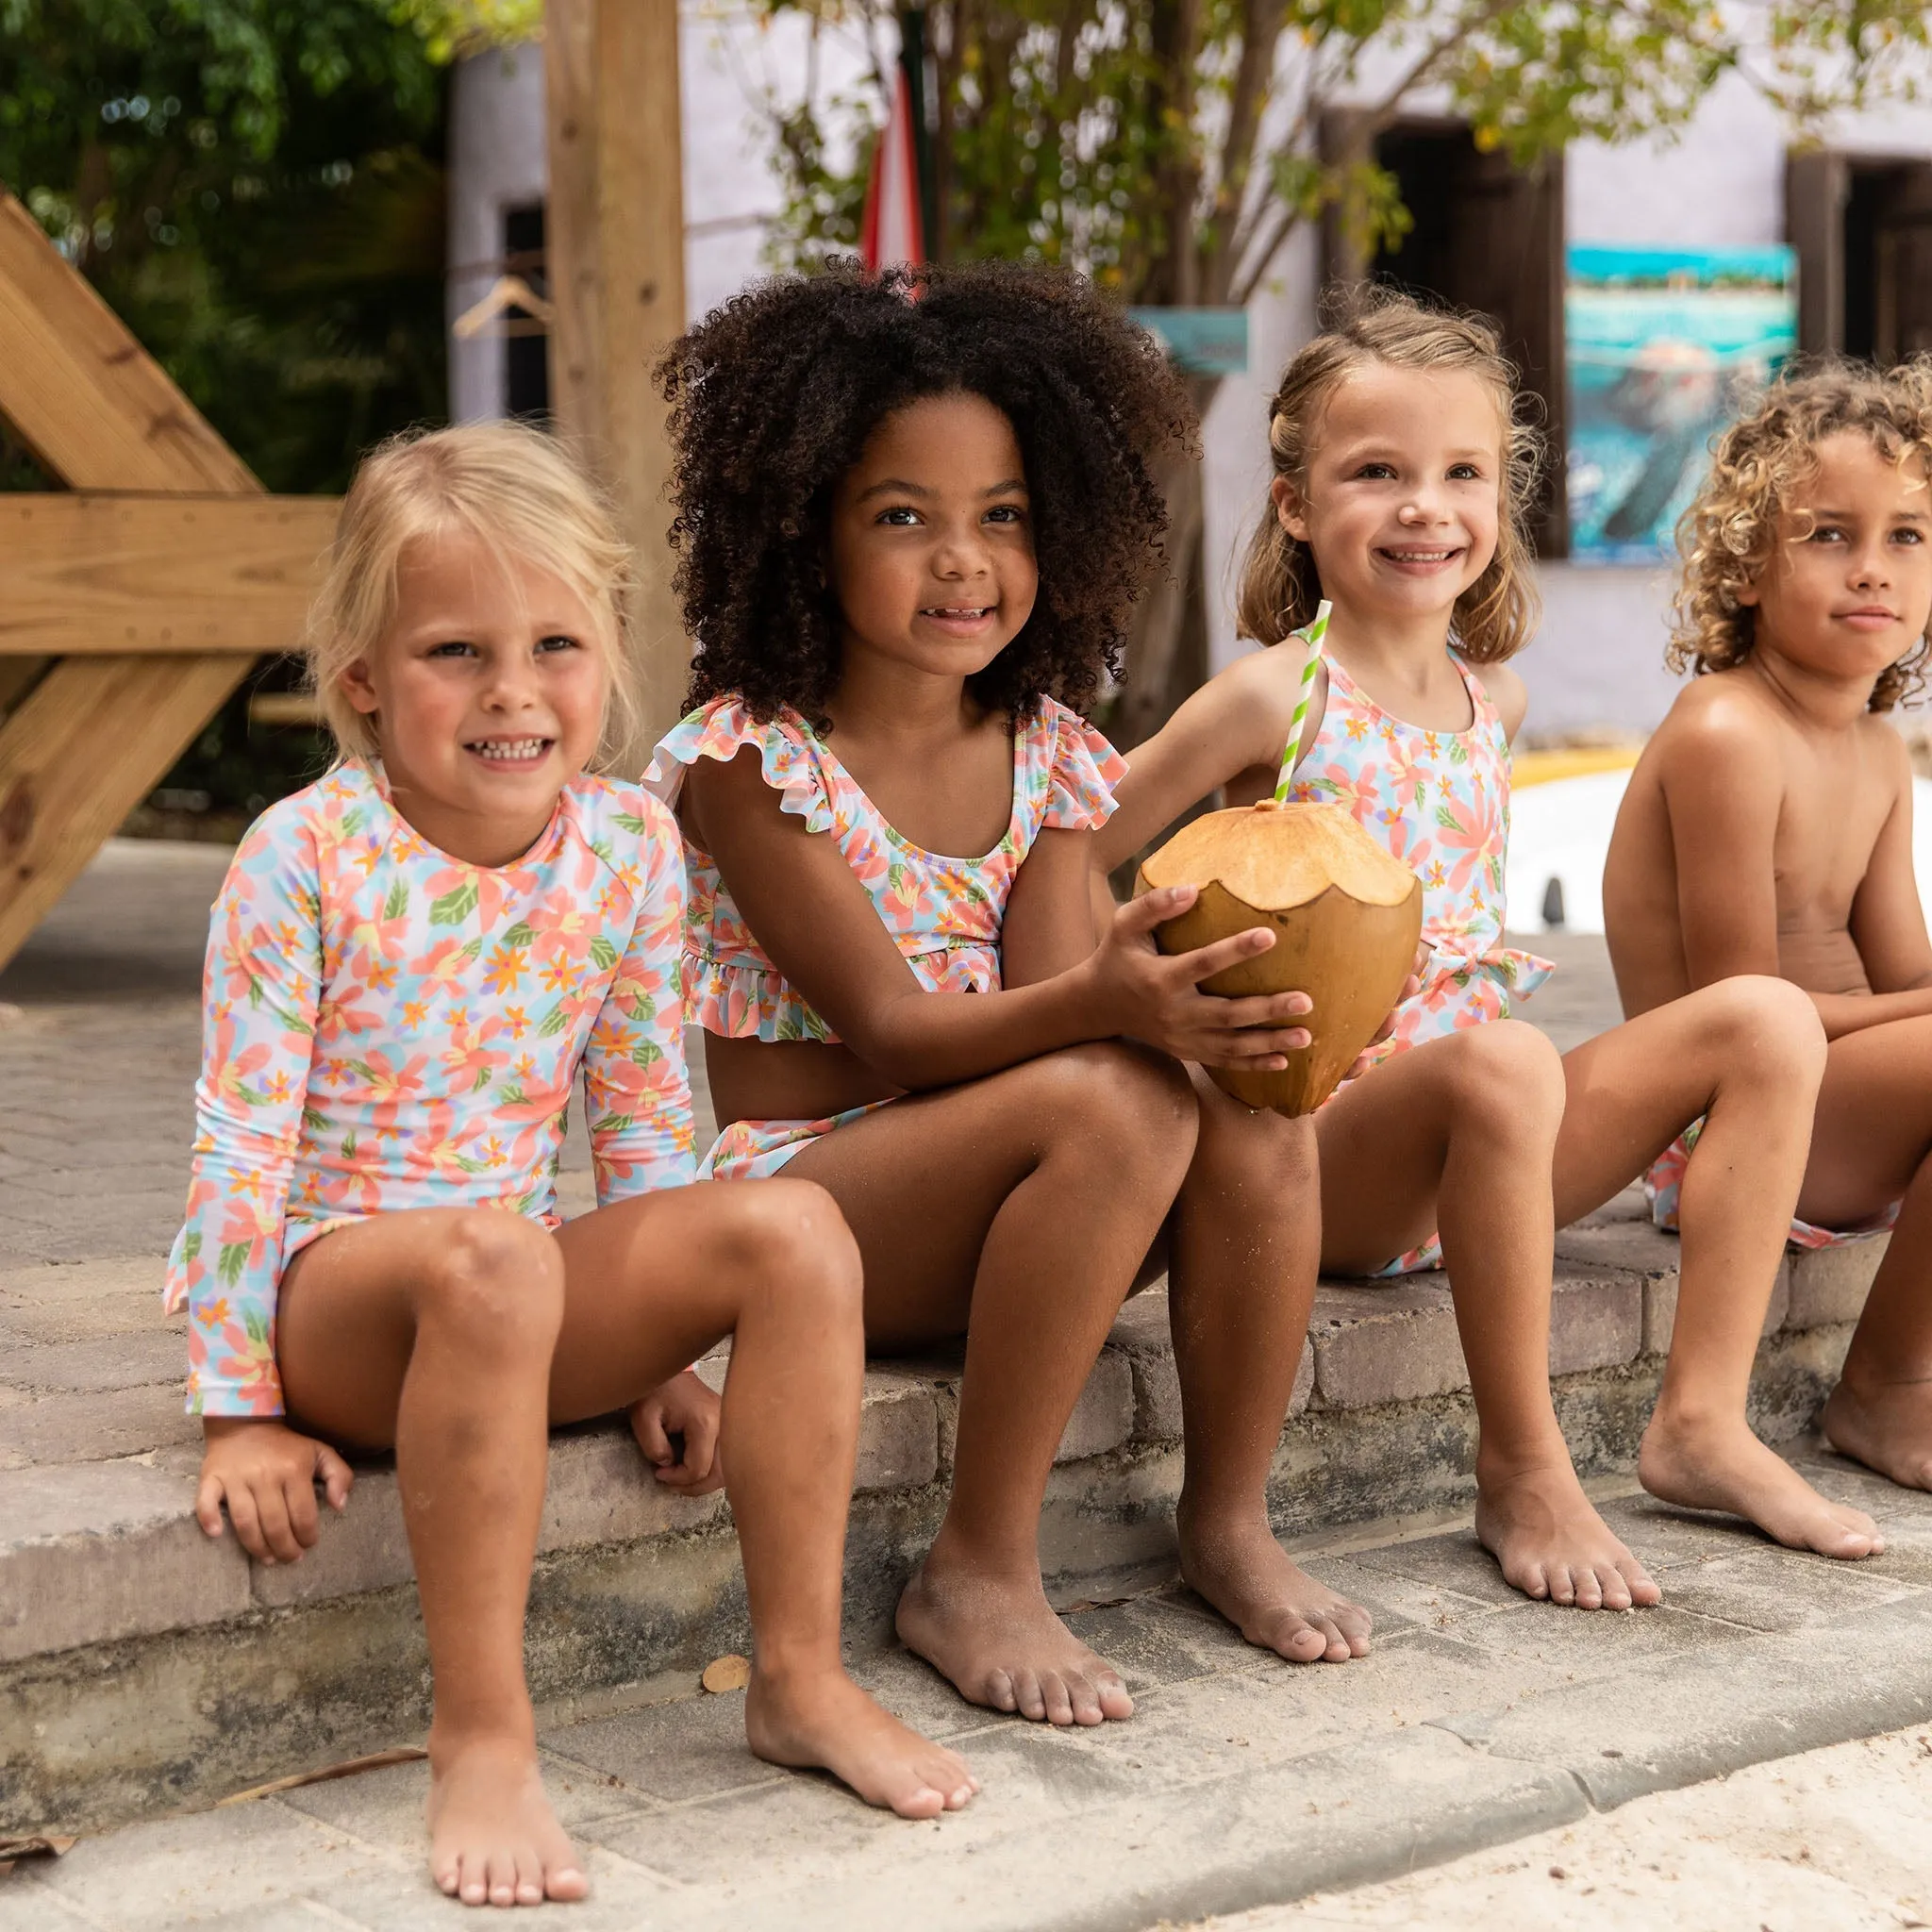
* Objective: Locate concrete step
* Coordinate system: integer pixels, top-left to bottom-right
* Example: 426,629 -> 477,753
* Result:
0,1219 -> 1887,1838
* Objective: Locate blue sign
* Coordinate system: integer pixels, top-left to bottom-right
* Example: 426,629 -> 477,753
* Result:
1566,243 -> 1798,563
1129,308 -> 1249,376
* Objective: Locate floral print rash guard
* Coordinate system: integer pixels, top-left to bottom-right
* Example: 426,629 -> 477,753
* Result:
163,761 -> 696,1417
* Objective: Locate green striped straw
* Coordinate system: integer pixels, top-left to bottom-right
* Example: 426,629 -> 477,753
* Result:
1273,599 -> 1332,803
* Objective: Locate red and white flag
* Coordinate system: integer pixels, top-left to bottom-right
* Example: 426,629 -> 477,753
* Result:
859,66 -> 924,273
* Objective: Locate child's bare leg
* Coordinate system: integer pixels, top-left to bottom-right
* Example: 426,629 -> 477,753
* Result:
1169,1071 -> 1371,1662
1804,1017 -> 1932,1490
786,1042 -> 1196,1726
1317,1023 -> 1658,1610
278,1208 -> 583,1908
1552,977 -> 1877,1557
550,1181 -> 979,1817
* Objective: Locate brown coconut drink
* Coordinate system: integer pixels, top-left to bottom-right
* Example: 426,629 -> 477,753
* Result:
1136,800 -> 1423,1115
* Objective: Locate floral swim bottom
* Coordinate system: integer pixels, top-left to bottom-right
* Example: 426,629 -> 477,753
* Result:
698,1100 -> 893,1181
1644,1115 -> 1897,1249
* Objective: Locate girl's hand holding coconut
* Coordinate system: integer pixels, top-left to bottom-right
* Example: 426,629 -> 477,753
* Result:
1083,883 -> 1317,1071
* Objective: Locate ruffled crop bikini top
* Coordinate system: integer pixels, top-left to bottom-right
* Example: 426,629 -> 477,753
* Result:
645,695 -> 1125,1044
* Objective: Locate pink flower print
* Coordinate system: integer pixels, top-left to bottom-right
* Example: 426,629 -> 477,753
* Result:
423,862 -> 514,934
211,1314 -> 281,1415
206,1016 -> 272,1110
315,989 -> 382,1047
408,935 -> 481,991
525,888 -> 595,964
1317,763 -> 1381,824
357,1047 -> 429,1130
1433,790 -> 1500,895
344,891 -> 410,971
1381,738 -> 1430,810
442,1015 -> 509,1092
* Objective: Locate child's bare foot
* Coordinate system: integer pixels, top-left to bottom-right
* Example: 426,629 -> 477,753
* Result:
1178,1508 -> 1373,1662
427,1730 -> 587,1908
1474,1457 -> 1661,1609
895,1557 -> 1135,1725
744,1663 -> 978,1818
1640,1409 -> 1883,1557
1822,1374 -> 1932,1491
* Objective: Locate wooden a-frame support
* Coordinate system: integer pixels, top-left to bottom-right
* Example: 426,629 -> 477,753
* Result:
0,0 -> 687,974
0,191 -> 338,973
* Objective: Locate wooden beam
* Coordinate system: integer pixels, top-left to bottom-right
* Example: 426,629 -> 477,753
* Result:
0,654 -> 252,968
0,197 -> 256,493
0,189 -> 269,971
544,0 -> 690,762
0,494 -> 337,656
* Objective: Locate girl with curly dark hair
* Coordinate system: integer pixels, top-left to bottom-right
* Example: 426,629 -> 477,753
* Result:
645,260 -> 1357,1730
1607,358 -> 1932,1500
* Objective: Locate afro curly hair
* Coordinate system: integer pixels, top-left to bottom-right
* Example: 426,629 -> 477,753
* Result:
656,258 -> 1195,729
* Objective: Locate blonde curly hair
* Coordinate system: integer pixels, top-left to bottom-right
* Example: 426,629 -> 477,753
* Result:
1236,287 -> 1545,661
1670,358 -> 1932,712
308,421 -> 641,765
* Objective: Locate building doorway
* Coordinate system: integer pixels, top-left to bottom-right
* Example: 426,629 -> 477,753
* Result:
1324,116 -> 1568,552
1788,153 -> 1932,362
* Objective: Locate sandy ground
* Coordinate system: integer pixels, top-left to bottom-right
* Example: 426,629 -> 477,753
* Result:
1207,1725 -> 1932,1932
1506,771 -> 1932,936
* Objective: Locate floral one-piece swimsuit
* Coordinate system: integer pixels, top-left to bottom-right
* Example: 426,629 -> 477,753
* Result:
1287,649 -> 1552,1274
646,694 -> 1125,1178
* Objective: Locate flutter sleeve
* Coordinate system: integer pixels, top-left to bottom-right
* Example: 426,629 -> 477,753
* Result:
1041,700 -> 1128,832
583,789 -> 698,1202
163,800 -> 325,1418
643,696 -> 835,834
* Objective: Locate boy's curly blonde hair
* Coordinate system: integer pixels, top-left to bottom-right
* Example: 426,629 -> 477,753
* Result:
308,421 -> 641,764
1236,287 -> 1545,661
1671,358 -> 1932,712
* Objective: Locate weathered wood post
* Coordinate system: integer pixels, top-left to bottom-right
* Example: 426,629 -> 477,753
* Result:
542,0 -> 691,763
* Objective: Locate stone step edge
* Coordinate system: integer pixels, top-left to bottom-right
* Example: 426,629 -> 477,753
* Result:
0,1234 -> 1881,1669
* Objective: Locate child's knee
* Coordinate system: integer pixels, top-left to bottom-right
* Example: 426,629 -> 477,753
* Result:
1041,1042 -> 1199,1170
713,1178 -> 863,1311
1703,974 -> 1826,1084
419,1209 -> 564,1347
1442,1020 -> 1566,1127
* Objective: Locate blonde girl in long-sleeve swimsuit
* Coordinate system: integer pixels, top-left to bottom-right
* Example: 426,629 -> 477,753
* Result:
1097,292 -> 1882,1607
168,424 -> 976,1913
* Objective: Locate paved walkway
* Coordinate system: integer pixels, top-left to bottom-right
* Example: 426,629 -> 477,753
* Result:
7,1454 -> 1932,1930
1227,1724 -> 1932,1930
1,844 -> 1926,1930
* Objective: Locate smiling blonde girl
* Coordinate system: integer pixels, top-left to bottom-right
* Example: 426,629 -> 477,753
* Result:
1099,292 -> 1877,1605
168,422 -> 975,1911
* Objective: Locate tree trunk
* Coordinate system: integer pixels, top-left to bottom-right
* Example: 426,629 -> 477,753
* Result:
1112,443 -> 1207,747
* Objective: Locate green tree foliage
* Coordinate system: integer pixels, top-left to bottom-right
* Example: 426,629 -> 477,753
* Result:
755,0 -> 1930,306
0,0 -> 453,494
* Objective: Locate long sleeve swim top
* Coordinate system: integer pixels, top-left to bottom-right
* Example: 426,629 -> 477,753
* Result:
162,761 -> 695,1417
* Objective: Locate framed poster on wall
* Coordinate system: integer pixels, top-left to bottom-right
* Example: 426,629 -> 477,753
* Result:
1565,244 -> 1798,563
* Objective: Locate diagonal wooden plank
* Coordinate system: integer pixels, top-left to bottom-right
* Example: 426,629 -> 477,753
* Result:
0,495 -> 338,656
0,655 -> 253,969
0,189 -> 275,970
0,193 -> 256,493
